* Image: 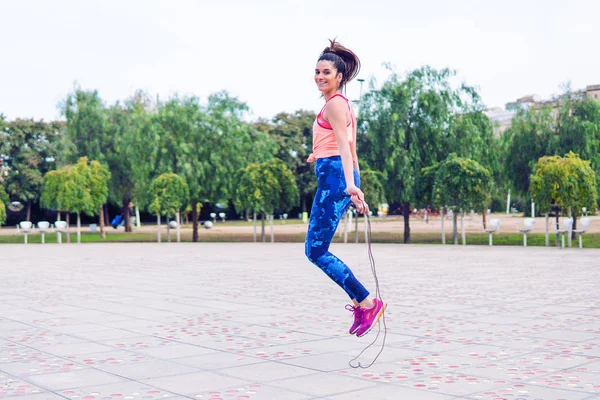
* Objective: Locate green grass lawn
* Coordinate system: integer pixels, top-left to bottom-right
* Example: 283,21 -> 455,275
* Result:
2,230 -> 599,248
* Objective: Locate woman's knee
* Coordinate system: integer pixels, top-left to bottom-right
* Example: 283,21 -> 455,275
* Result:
305,241 -> 324,262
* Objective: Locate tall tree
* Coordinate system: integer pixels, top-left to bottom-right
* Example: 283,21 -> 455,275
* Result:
60,87 -> 113,233
504,106 -> 556,197
154,91 -> 275,242
358,66 -> 484,242
2,119 -> 63,220
105,91 -> 158,232
554,97 -> 600,198
60,87 -> 108,165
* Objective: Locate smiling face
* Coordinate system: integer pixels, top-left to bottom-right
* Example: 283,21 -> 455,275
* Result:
315,60 -> 342,94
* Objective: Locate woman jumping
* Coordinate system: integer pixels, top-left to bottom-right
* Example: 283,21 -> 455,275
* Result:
305,39 -> 386,338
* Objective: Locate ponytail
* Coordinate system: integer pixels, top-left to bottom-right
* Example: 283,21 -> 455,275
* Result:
318,38 -> 361,92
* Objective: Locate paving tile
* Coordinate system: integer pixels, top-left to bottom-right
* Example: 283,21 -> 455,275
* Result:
140,371 -> 250,394
397,373 -> 505,396
0,356 -> 86,377
468,383 -> 592,399
4,394 -> 68,400
189,383 -> 313,399
218,361 -> 318,382
0,372 -> 47,396
57,381 -> 180,399
268,373 -> 377,397
132,343 -> 217,359
24,368 -> 126,390
325,384 -> 457,399
36,342 -> 116,356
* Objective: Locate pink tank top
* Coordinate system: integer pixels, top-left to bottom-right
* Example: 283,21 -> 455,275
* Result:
307,94 -> 355,162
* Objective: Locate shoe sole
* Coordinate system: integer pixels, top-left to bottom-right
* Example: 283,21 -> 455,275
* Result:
356,303 -> 386,338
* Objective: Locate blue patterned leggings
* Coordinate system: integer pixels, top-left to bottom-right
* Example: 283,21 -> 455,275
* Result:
305,156 -> 370,303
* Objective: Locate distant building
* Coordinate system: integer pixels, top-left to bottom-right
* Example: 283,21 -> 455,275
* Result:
485,84 -> 600,136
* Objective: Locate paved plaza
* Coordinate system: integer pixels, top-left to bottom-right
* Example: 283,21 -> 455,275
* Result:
1,243 -> 599,400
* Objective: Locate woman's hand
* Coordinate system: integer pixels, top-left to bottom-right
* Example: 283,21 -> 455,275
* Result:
347,185 -> 370,215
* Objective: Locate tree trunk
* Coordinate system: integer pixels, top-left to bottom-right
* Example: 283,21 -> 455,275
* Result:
167,216 -> 171,242
261,212 -> 266,242
269,214 -> 274,243
253,211 -> 257,242
135,205 -> 141,229
77,212 -> 81,244
66,213 -> 71,243
26,199 -> 32,221
176,211 -> 181,243
452,209 -> 458,245
461,209 -> 466,245
402,202 -> 411,243
57,211 -> 61,221
122,198 -> 132,233
99,206 -> 106,239
441,207 -> 445,245
104,204 -> 110,226
192,200 -> 199,242
555,211 -> 560,248
157,214 -> 161,243
572,215 -> 578,240
302,194 -> 307,213
482,208 -> 487,230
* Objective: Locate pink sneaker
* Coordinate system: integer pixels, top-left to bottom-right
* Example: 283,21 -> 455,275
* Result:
355,298 -> 386,338
345,304 -> 364,335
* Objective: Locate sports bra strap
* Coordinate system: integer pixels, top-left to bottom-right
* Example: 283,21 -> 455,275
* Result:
320,94 -> 354,125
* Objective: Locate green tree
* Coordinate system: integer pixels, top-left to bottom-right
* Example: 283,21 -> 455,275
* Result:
60,86 -> 114,233
359,66 -> 486,242
425,154 -> 493,244
2,119 -> 63,220
105,91 -> 158,232
504,106 -> 555,197
40,167 -> 79,243
234,158 -> 298,241
148,173 -> 190,242
265,110 -> 316,213
554,97 -> 600,198
530,152 -> 597,237
154,92 -> 274,242
60,86 -> 108,165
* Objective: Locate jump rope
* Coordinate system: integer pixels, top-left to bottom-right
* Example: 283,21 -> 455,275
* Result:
347,199 -> 387,369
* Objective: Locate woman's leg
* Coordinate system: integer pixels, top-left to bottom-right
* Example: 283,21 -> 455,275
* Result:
305,157 -> 370,303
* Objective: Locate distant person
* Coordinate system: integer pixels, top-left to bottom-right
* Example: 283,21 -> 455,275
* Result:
305,39 -> 386,338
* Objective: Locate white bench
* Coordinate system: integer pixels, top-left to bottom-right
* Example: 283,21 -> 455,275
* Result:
17,221 -> 33,244
484,219 -> 500,246
37,221 -> 50,244
516,218 -> 535,247
556,217 -> 573,248
572,217 -> 591,248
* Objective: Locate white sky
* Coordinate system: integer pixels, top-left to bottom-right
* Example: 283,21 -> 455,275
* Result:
1,0 -> 598,122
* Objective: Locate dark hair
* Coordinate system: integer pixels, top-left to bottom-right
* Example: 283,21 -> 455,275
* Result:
318,38 -> 361,92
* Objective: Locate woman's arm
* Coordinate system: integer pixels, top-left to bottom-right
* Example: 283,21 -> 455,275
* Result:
325,97 -> 368,214
350,109 -> 359,173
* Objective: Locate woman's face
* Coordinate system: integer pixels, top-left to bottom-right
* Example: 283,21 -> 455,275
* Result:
315,60 -> 342,94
